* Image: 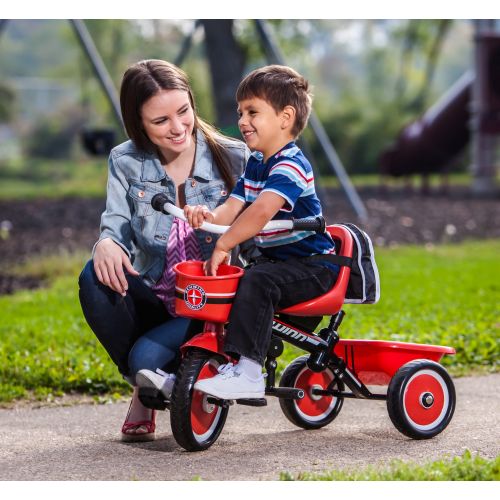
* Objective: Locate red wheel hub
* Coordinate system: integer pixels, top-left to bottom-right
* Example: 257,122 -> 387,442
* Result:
294,367 -> 337,420
403,370 -> 448,428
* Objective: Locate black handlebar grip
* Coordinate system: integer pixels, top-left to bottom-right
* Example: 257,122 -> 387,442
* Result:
292,216 -> 326,233
151,193 -> 173,213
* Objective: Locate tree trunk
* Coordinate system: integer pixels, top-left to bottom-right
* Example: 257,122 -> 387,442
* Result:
201,20 -> 246,132
415,20 -> 452,109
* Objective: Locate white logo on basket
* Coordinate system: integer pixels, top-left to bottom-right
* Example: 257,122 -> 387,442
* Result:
184,284 -> 207,310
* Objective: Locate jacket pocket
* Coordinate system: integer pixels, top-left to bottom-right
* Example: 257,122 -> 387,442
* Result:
199,181 -> 229,210
128,183 -> 164,217
128,183 -> 164,238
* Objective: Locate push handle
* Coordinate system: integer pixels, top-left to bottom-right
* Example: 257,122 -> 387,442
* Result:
150,194 -> 324,235
292,216 -> 326,233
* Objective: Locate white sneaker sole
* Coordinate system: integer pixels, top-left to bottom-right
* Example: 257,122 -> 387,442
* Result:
193,383 -> 264,400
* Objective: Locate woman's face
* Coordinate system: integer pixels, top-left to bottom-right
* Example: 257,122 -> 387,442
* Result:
140,89 -> 195,158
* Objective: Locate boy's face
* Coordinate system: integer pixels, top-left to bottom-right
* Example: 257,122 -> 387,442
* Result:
237,97 -> 292,160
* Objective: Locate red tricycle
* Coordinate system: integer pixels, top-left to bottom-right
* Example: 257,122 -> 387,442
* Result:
141,194 -> 456,452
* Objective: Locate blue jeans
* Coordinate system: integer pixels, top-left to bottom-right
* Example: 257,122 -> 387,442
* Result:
78,260 -> 195,383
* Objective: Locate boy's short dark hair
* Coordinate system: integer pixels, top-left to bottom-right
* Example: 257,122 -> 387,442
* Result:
236,65 -> 312,138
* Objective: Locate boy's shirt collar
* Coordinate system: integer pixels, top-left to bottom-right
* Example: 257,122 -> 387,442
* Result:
250,141 -> 298,164
274,142 -> 299,159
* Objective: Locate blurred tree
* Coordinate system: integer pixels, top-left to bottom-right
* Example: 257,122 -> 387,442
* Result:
252,19 -> 464,174
74,20 -> 136,128
414,20 -> 453,111
395,20 -> 453,113
201,20 -> 246,133
0,82 -> 16,123
0,19 -> 471,170
24,104 -> 86,159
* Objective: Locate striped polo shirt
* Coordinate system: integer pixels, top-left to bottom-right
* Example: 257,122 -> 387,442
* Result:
230,142 -> 336,263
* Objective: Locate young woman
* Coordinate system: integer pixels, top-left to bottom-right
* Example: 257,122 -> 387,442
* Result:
78,59 -> 250,441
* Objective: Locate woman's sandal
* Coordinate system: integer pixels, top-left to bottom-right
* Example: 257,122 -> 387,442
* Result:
121,399 -> 156,442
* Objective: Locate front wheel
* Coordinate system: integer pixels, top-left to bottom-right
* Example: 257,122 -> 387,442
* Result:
279,355 -> 344,429
170,349 -> 229,451
387,359 -> 456,439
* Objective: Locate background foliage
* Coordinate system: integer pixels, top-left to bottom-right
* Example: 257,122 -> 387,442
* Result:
0,19 -> 473,172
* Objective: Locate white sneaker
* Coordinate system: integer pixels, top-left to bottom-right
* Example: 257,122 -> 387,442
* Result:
193,363 -> 265,400
136,368 -> 176,399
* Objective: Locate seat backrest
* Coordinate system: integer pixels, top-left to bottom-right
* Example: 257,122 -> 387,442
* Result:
278,225 -> 353,316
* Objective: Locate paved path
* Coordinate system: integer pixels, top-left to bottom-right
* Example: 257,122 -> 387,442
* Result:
0,374 -> 498,480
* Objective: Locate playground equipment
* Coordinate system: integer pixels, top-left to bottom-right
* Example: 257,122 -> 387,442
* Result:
380,22 -> 500,194
380,71 -> 472,178
139,194 -> 457,452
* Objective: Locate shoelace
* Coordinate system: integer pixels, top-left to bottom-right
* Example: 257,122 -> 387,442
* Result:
217,363 -> 239,379
156,368 -> 175,381
216,363 -> 268,380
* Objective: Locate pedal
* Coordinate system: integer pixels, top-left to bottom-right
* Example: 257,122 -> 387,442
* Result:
138,387 -> 170,411
236,398 -> 268,407
266,387 -> 304,400
206,397 -> 233,408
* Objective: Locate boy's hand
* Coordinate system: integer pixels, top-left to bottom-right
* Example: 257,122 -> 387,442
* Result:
204,243 -> 230,276
184,204 -> 215,229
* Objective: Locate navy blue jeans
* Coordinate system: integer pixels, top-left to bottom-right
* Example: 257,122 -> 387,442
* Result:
225,259 -> 338,365
78,260 -> 196,383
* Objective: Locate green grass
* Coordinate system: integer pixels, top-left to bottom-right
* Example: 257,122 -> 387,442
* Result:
280,450 -> 500,480
0,253 -> 128,403
0,240 -> 498,403
0,158 -> 107,199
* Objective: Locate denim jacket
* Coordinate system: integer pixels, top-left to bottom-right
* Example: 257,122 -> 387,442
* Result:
95,130 -> 250,287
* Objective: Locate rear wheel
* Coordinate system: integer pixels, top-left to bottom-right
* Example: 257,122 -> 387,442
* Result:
279,355 -> 344,429
170,349 -> 229,451
387,359 -> 456,439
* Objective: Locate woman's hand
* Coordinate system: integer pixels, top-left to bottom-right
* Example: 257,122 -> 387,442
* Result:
204,242 -> 230,276
184,204 -> 215,229
93,238 -> 139,296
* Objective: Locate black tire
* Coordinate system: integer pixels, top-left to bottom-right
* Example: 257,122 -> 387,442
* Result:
387,359 -> 456,439
170,349 -> 229,451
279,355 -> 344,430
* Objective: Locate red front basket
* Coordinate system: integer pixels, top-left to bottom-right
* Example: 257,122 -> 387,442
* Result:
173,260 -> 244,322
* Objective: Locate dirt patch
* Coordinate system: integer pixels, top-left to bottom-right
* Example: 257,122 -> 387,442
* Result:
0,197 -> 103,265
0,274 -> 45,295
0,187 -> 498,294
327,186 -> 500,247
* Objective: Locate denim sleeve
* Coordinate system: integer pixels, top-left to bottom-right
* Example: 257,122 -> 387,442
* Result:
92,153 -> 134,259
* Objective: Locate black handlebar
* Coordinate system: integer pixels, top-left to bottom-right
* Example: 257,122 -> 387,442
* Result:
151,193 -> 173,213
292,216 -> 326,233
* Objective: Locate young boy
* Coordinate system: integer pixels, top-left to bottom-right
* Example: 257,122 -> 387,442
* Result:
181,65 -> 339,400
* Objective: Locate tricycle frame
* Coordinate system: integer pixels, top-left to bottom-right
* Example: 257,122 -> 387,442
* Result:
267,310 -> 388,402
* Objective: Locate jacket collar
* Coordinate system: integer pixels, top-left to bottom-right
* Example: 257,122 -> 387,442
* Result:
140,129 -> 212,183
